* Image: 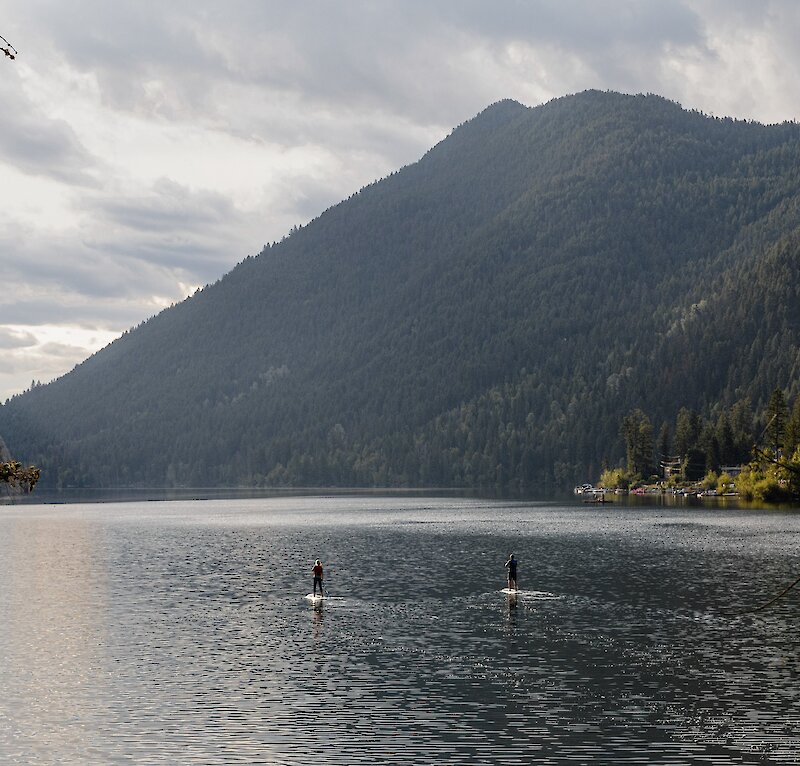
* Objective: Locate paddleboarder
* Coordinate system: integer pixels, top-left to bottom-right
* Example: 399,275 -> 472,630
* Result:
505,553 -> 518,591
312,559 -> 324,596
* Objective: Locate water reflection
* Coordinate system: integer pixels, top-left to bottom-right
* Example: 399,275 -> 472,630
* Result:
504,592 -> 518,650
311,601 -> 324,646
0,497 -> 799,764
0,517 -> 107,763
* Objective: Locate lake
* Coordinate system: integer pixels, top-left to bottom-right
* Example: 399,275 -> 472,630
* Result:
1,496 -> 799,764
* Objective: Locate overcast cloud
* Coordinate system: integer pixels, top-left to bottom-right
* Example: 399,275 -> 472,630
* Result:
1,0 -> 800,401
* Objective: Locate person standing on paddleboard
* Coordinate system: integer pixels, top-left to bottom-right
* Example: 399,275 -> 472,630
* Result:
505,553 -> 518,591
312,559 -> 324,596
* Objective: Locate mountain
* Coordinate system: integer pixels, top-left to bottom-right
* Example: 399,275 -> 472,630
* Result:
2,90 -> 800,492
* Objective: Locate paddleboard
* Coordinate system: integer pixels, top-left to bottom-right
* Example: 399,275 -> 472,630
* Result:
500,588 -> 560,599
305,593 -> 325,601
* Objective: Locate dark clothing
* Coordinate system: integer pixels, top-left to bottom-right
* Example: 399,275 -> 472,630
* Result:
506,556 -> 518,584
313,563 -> 324,595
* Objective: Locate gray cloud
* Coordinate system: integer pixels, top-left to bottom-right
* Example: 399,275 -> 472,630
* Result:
37,340 -> 99,360
10,1 -> 800,129
0,227 -> 219,329
0,299 -> 141,329
0,339 -> 102,392
0,328 -> 37,350
85,179 -> 253,277
0,73 -> 98,185
439,0 -> 703,48
96,179 -> 238,234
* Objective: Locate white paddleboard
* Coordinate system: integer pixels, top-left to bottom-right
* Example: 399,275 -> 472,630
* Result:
500,589 -> 559,599
305,593 -> 325,601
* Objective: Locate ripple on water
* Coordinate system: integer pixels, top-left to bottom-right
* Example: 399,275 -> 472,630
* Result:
1,498 -> 799,764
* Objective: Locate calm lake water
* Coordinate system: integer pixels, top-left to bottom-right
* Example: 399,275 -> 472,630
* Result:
1,496 -> 799,764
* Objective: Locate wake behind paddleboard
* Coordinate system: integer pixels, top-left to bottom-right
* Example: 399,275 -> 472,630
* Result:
500,589 -> 560,599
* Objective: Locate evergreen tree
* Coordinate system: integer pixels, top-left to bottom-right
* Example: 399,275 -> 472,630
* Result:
673,408 -> 700,459
784,396 -> 800,458
729,399 -> 755,463
766,388 -> 788,458
622,408 -> 654,477
715,412 -> 736,466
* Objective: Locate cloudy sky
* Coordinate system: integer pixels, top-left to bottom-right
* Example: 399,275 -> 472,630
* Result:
1,1 -> 799,401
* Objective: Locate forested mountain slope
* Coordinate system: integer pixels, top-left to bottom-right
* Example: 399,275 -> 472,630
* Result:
2,90 -> 800,491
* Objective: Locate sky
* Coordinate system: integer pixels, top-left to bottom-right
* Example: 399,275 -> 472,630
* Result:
1,1 -> 800,402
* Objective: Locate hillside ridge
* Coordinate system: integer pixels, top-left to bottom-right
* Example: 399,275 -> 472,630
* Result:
2,89 -> 800,491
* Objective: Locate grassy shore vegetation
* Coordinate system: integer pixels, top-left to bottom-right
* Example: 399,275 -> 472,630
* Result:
601,388 -> 800,502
